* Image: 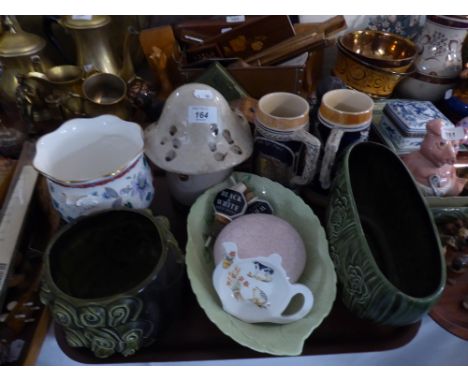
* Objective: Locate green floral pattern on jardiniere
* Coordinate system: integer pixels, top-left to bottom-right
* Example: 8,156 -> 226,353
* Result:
40,209 -> 185,359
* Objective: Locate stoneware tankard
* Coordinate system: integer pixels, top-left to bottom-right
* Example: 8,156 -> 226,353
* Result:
254,92 -> 321,187
318,89 -> 374,190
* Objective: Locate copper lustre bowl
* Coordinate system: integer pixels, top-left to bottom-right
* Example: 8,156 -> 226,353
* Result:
338,29 -> 417,71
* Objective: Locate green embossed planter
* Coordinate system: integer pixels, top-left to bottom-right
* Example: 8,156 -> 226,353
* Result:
326,142 -> 446,326
40,209 -> 185,359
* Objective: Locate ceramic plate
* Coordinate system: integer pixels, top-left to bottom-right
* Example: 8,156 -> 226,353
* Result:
185,172 -> 336,356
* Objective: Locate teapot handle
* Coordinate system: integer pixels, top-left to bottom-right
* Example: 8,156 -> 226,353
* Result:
274,284 -> 314,324
42,16 -> 73,64
30,55 -> 44,73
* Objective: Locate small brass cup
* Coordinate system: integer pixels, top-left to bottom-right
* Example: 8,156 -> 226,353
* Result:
81,72 -> 131,119
45,65 -> 84,95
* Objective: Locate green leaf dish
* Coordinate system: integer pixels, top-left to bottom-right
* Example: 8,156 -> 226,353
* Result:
186,172 -> 336,356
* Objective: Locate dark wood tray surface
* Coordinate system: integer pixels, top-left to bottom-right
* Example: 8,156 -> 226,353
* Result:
53,173 -> 421,364
55,287 -> 421,364
0,144 -> 57,365
430,248 -> 468,341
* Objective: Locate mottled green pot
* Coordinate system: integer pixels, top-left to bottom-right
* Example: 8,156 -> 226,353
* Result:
40,209 -> 185,358
326,142 -> 446,326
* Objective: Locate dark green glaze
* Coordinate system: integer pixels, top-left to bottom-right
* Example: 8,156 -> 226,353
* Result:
326,142 -> 446,326
40,209 -> 185,358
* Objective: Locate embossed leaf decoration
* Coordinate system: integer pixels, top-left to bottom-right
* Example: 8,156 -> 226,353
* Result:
186,172 -> 337,356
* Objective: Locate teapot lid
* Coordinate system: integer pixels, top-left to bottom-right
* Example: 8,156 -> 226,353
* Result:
59,15 -> 111,29
0,29 -> 46,57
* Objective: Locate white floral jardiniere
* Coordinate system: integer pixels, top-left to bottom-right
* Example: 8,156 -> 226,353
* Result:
33,115 -> 154,221
47,155 -> 154,221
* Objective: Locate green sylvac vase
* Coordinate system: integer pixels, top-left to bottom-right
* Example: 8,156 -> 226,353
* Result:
326,142 -> 446,326
40,208 -> 185,358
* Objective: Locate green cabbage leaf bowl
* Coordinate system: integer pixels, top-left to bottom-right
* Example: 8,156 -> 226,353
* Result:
185,172 -> 336,356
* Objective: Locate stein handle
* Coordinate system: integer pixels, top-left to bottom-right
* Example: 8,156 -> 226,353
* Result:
290,129 -> 321,186
273,284 -> 314,324
319,129 -> 345,190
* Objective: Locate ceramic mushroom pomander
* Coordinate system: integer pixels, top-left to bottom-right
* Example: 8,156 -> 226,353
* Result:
145,83 -> 253,206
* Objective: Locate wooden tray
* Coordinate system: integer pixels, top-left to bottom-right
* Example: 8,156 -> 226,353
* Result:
0,143 -> 59,365
53,173 -> 421,364
429,208 -> 468,341
55,288 -> 420,364
430,265 -> 468,341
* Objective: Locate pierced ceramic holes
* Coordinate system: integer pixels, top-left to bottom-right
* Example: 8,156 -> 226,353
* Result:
214,152 -> 227,161
210,124 -> 219,136
169,125 -> 178,136
160,137 -> 169,146
165,150 -> 176,162
208,141 -> 217,152
222,129 -> 234,144
230,145 -> 243,155
172,138 -> 181,149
